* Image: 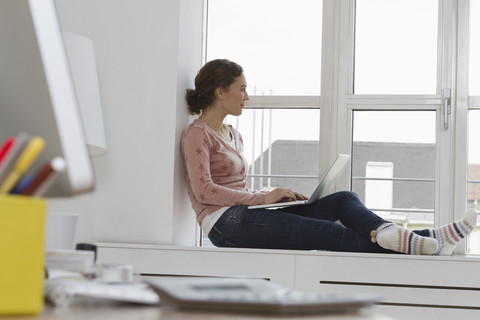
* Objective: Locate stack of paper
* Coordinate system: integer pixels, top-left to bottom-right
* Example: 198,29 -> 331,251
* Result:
46,249 -> 95,273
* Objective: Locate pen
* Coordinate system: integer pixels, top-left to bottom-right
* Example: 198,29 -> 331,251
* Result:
0,132 -> 32,187
0,136 -> 46,194
0,137 -> 15,167
20,157 -> 66,196
10,174 -> 35,194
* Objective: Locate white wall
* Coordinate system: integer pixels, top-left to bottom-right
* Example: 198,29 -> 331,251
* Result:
51,0 -> 202,246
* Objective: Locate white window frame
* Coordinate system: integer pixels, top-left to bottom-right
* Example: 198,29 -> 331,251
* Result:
321,0 -> 466,240
455,0 -> 471,220
202,0 -> 476,251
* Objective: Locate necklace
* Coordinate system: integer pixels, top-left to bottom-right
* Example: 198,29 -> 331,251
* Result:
216,124 -> 231,142
199,116 -> 231,141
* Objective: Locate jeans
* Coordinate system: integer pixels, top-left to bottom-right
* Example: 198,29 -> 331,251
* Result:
208,191 -> 430,253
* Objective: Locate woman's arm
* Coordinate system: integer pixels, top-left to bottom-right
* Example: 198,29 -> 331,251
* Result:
181,125 -> 266,207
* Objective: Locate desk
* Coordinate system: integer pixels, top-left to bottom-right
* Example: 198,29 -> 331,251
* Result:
1,304 -> 395,320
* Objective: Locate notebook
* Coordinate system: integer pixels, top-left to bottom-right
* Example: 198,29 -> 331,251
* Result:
247,154 -> 350,210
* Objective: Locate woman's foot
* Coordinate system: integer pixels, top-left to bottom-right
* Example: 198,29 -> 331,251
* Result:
371,223 -> 438,255
429,209 -> 478,255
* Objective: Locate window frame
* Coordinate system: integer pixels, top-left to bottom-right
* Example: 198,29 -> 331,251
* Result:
202,0 -> 477,252
323,0 -> 466,236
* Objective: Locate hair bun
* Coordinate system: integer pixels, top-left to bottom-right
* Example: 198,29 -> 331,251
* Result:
185,89 -> 201,114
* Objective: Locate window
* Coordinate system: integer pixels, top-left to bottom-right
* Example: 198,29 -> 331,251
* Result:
354,0 -> 438,94
207,0 -> 322,96
467,0 -> 480,252
206,0 -> 323,191
346,0 -> 480,253
203,0 -> 480,253
468,110 -> 480,252
352,111 -> 436,228
203,0 -> 323,246
469,0 -> 480,95
328,0 -> 480,253
207,0 -> 323,194
347,0 -> 442,234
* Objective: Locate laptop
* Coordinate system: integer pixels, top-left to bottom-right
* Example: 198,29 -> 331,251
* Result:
247,154 -> 350,210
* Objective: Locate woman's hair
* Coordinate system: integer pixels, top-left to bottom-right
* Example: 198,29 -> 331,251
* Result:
185,59 -> 243,115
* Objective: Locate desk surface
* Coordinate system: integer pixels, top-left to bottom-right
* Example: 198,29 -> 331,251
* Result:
1,304 -> 395,320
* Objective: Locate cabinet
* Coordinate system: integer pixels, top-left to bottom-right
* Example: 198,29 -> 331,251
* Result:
96,243 -> 480,319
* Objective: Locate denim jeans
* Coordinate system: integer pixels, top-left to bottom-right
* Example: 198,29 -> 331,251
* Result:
208,191 -> 430,253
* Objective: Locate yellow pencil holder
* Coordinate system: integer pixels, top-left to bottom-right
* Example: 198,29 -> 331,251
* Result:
0,195 -> 47,315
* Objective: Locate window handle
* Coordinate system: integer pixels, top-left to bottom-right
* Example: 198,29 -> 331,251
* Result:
442,89 -> 451,130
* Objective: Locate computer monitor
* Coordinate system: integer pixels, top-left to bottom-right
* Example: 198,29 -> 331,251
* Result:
0,0 -> 95,197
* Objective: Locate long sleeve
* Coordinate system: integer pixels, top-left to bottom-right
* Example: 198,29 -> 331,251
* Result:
181,120 -> 266,224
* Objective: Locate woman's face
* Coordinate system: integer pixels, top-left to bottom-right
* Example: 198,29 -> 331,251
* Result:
220,73 -> 249,116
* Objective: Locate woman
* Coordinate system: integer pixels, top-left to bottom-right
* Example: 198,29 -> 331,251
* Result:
181,59 -> 477,255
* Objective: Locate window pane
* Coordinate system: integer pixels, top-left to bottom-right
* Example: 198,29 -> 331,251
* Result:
352,111 -> 436,228
207,0 -> 322,95
226,109 -> 320,196
354,0 -> 438,94
467,110 -> 480,253
469,0 -> 480,95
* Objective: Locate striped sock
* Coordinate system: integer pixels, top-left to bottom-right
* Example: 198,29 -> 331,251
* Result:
373,223 -> 438,255
429,209 -> 478,256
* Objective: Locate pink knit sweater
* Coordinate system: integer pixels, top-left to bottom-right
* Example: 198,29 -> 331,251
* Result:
181,119 -> 267,225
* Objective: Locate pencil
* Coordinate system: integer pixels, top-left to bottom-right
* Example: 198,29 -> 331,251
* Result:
0,136 -> 45,194
0,132 -> 31,187
0,137 -> 15,167
21,157 -> 66,196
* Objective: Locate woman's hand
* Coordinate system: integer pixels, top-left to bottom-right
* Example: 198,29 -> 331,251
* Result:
264,188 -> 308,204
